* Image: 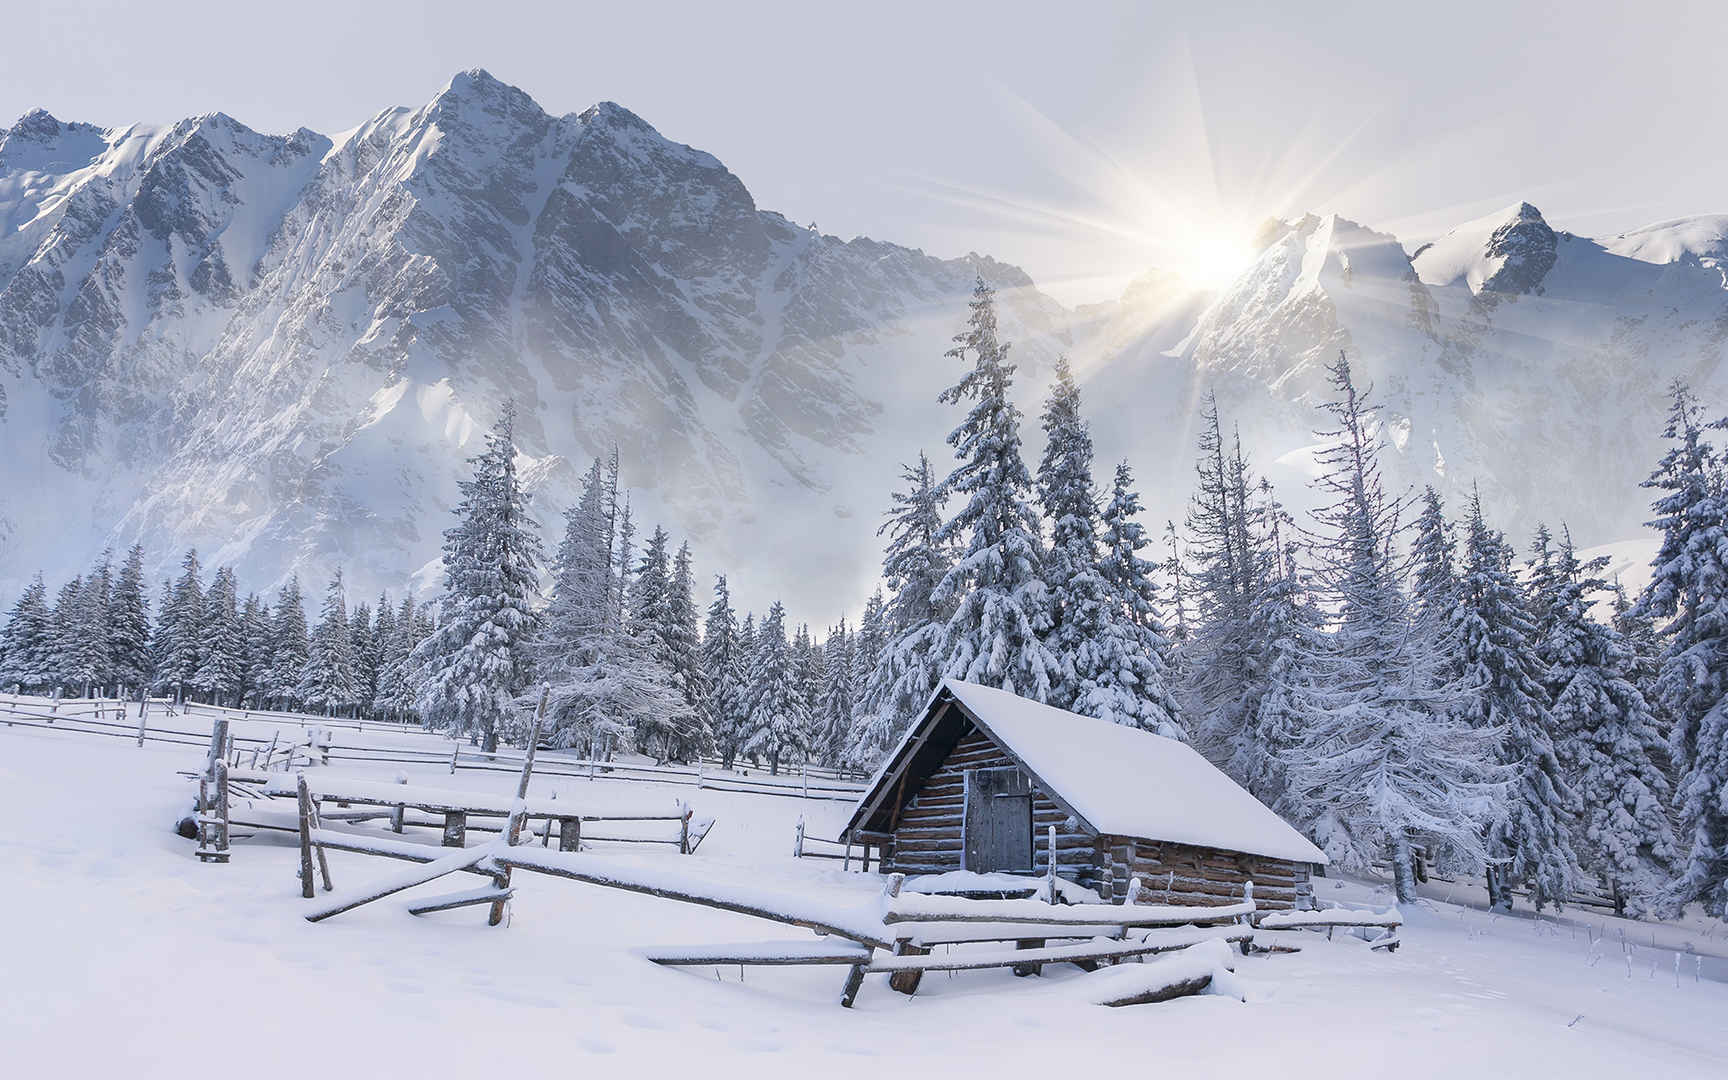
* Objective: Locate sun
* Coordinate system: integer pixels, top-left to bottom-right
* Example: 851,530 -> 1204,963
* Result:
1161,216 -> 1262,291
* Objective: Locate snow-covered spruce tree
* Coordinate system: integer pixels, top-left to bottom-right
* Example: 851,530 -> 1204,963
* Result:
0,573 -> 53,692
298,571 -> 360,716
819,618 -> 856,767
1636,381 -> 1728,918
108,545 -> 152,696
1539,530 -> 1677,915
193,567 -> 246,707
793,622 -> 827,761
534,456 -> 689,756
266,577 -> 310,711
1226,480 -> 1319,803
413,403 -> 543,751
1411,486 -> 1461,646
47,575 -> 83,693
1454,491 -> 1578,910
626,525 -> 706,759
154,550 -> 204,702
364,595 -> 395,717
932,276 -> 1057,698
1090,461 -> 1184,737
348,601 -> 377,718
859,454 -> 952,765
847,589 -> 903,770
663,541 -> 712,759
743,601 -> 811,774
1035,354 -> 1105,712
1184,398 -> 1261,759
374,596 -> 422,723
1283,353 -> 1501,902
66,555 -> 113,696
702,574 -> 750,768
237,594 -> 270,708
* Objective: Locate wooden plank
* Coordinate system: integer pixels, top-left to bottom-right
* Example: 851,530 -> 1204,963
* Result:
304,844 -> 492,922
407,885 -> 514,916
644,942 -> 874,966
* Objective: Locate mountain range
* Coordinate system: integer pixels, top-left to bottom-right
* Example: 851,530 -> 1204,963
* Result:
2,69 -> 1721,614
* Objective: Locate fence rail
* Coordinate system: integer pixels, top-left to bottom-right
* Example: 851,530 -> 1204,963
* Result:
2,694 -> 868,802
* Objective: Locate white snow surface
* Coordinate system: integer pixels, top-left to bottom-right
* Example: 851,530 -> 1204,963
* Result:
5,718 -> 1728,1078
939,679 -> 1328,865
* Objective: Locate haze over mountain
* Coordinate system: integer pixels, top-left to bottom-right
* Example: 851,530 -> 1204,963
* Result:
2,70 -> 1722,613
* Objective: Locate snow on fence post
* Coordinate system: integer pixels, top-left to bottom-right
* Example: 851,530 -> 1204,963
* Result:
794,816 -> 805,858
1126,876 -> 1142,907
1046,824 -> 1058,904
391,773 -> 408,834
449,744 -> 460,774
49,686 -> 60,719
134,695 -> 149,748
679,802 -> 692,855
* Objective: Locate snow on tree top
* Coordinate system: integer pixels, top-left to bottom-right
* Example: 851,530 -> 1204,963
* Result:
891,679 -> 1327,866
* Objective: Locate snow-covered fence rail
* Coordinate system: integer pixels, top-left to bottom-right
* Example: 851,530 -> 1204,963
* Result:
445,747 -> 866,801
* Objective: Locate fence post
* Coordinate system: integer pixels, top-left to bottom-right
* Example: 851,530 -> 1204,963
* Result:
50,686 -> 60,720
297,774 -> 316,898
794,815 -> 805,858
449,744 -> 460,774
1046,823 -> 1057,904
134,696 -> 149,748
679,803 -> 692,855
391,773 -> 408,834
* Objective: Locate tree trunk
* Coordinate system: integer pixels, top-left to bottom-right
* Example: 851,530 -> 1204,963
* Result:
1389,833 -> 1417,904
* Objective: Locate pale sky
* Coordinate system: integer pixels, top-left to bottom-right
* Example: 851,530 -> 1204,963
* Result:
7,0 -> 1726,303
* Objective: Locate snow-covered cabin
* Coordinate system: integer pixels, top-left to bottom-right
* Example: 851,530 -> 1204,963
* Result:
844,680 -> 1327,909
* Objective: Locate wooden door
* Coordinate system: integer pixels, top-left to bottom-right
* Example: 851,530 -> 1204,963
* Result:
963,766 -> 1033,872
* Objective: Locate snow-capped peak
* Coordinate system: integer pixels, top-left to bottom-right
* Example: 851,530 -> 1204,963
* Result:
1411,201 -> 1556,295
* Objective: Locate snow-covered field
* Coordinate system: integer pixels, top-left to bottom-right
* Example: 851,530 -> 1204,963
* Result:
3,721 -> 1725,1079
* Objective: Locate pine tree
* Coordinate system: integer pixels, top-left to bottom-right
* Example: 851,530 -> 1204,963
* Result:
1454,492 -> 1578,910
932,276 -> 1057,698
366,594 -> 395,717
237,594 -> 270,708
267,577 -> 310,710
1540,530 -> 1678,915
534,456 -> 688,755
744,601 -> 810,774
1636,381 -> 1728,917
413,402 -> 543,750
1185,399 -> 1262,756
662,541 -> 711,759
67,554 -> 113,695
152,551 -> 205,702
793,622 -> 827,762
47,575 -> 84,693
374,596 -> 421,722
1411,486 -> 1460,644
1088,462 -> 1184,736
1283,353 -> 1501,902
703,574 -> 750,768
193,567 -> 247,706
299,570 -> 361,715
863,454 -> 952,759
108,545 -> 152,696
1036,354 -> 1105,711
348,601 -> 377,718
820,618 -> 857,767
0,573 -> 53,691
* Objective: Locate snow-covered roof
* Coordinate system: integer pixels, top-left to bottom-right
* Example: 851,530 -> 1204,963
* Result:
851,679 -> 1326,865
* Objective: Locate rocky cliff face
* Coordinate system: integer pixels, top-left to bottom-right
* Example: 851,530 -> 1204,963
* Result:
0,71 -> 1067,610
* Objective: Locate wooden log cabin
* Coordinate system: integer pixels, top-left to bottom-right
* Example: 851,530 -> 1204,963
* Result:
844,680 -> 1326,910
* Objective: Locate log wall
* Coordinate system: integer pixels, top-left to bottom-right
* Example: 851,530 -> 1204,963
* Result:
882,726 -> 1105,892
1103,837 -> 1314,910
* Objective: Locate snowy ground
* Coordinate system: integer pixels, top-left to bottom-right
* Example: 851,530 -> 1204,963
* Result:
3,720 -> 1726,1079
